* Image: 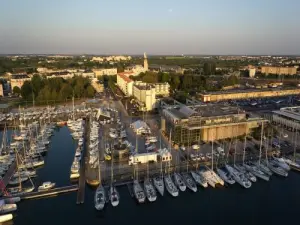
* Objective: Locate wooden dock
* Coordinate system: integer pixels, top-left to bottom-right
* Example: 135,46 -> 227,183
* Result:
76,118 -> 88,204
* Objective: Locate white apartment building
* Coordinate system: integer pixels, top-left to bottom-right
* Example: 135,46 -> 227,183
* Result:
125,65 -> 147,76
91,55 -> 131,62
91,57 -> 104,62
155,83 -> 170,96
93,68 -> 117,76
133,82 -> 156,111
117,73 -> 134,96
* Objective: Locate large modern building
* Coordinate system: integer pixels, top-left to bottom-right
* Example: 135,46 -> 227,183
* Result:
117,72 -> 134,96
93,68 -> 117,76
133,81 -> 156,111
199,88 -> 300,102
10,74 -> 31,89
261,66 -> 297,75
161,102 -> 265,143
272,107 -> 300,130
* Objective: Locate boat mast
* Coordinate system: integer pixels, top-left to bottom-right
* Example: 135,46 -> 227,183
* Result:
293,127 -> 298,162
135,134 -> 138,181
110,141 -> 114,186
211,139 -> 214,170
233,132 -> 237,166
242,133 -> 247,165
98,142 -> 101,185
159,130 -> 163,177
258,122 -> 264,165
168,129 -> 172,174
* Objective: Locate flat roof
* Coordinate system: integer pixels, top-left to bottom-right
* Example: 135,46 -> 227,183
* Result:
165,104 -> 244,119
201,87 -> 300,96
273,107 -> 300,121
11,74 -> 30,79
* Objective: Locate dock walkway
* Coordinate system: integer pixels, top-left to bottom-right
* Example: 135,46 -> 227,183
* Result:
76,117 -> 88,204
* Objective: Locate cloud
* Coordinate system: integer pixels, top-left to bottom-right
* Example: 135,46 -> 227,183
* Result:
168,8 -> 173,13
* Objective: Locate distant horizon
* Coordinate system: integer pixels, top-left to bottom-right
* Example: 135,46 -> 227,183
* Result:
1,0 -> 300,55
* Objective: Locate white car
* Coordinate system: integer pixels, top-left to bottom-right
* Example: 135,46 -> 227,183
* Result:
283,134 -> 288,138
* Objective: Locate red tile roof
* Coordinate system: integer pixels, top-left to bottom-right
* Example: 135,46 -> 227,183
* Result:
118,72 -> 133,83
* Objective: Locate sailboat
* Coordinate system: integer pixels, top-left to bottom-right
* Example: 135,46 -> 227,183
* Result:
164,130 -> 178,197
110,145 -> 120,207
173,142 -> 186,192
216,168 -> 235,185
132,136 -> 145,203
255,123 -> 273,176
272,156 -> 290,171
94,152 -> 106,210
283,129 -> 300,171
226,164 -> 251,188
144,144 -> 157,202
153,131 -> 165,196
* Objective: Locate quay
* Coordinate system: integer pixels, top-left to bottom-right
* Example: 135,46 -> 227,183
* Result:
76,118 -> 88,204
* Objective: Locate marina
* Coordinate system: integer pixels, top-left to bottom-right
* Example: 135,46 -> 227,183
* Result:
0,102 -> 300,225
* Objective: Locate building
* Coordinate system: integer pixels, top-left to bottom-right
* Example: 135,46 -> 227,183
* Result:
161,102 -> 265,143
10,74 -> 31,90
117,73 -> 134,96
272,107 -> 300,130
155,83 -> 170,96
46,71 -> 74,79
130,120 -> 151,135
125,65 -> 147,76
133,82 -> 156,111
144,52 -> 148,71
78,71 -> 95,79
199,88 -> 300,102
91,55 -> 132,62
249,68 -> 256,77
91,57 -> 104,62
0,84 -> 3,97
93,68 -> 117,76
91,78 -> 104,93
261,66 -> 297,75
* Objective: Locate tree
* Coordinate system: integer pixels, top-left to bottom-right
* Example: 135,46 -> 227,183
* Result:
86,86 -> 95,97
13,86 -> 21,95
21,81 -> 33,100
31,74 -> 44,95
161,73 -> 170,83
170,75 -> 180,90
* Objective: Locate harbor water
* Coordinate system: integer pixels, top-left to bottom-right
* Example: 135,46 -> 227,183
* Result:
2,127 -> 300,225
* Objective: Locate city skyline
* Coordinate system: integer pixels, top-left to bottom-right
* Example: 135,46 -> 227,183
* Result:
1,0 -> 299,55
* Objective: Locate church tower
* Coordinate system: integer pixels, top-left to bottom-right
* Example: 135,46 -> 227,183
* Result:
143,52 -> 149,71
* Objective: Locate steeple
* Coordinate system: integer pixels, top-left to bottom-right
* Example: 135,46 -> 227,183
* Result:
143,52 -> 148,71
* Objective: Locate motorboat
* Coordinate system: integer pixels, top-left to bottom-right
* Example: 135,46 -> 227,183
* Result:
9,176 -> 28,185
267,160 -> 288,177
244,162 -> 269,181
173,173 -> 186,192
182,173 -> 197,192
94,185 -> 106,210
225,164 -> 251,188
234,164 -> 257,183
272,156 -> 290,171
191,171 -> 208,188
38,182 -> 56,191
0,201 -> 17,214
153,176 -> 164,196
164,174 -> 179,197
133,180 -> 146,203
216,168 -> 235,185
144,178 -> 157,202
109,186 -> 119,207
201,168 -> 224,187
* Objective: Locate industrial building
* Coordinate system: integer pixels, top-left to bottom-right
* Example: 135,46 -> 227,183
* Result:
117,73 -> 134,96
272,107 -> 300,130
261,66 -> 297,75
92,68 -> 117,76
199,88 -> 300,102
161,101 -> 265,144
133,82 -> 156,111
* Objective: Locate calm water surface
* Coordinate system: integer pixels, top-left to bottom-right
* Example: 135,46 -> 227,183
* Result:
3,127 -> 300,225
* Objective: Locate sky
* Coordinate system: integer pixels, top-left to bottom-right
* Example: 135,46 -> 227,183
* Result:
0,0 -> 299,55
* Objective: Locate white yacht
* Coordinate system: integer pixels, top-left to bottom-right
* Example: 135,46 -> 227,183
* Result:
164,175 -> 179,197
267,160 -> 288,177
133,180 -> 146,203
0,203 -> 17,214
94,185 -> 106,210
38,182 -> 55,191
0,214 -> 13,223
191,171 -> 208,188
272,156 -> 290,171
110,186 -> 120,207
182,173 -> 197,192
200,168 -> 224,187
244,162 -> 269,181
173,173 -> 186,192
153,176 -> 164,196
226,164 -> 251,188
144,178 -> 157,202
216,168 -> 235,185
